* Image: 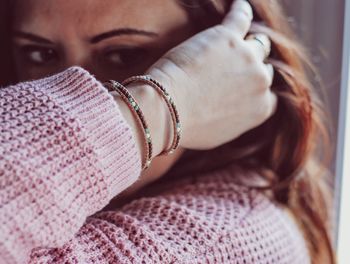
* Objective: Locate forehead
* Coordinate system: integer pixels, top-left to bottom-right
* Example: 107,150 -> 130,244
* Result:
12,0 -> 189,36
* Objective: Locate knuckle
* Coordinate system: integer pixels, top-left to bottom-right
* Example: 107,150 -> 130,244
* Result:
242,47 -> 256,64
228,34 -> 241,48
254,67 -> 270,91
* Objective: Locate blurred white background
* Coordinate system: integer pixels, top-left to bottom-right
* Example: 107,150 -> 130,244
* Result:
282,0 -> 344,140
282,0 -> 349,263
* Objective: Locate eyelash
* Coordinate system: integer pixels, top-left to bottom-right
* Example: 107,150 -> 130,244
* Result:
101,47 -> 147,68
19,45 -> 58,66
17,45 -> 148,69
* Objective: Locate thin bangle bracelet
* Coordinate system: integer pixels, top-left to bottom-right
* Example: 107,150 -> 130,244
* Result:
122,75 -> 181,156
105,80 -> 153,170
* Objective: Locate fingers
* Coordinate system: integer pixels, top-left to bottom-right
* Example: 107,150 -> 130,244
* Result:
246,34 -> 271,61
265,63 -> 274,87
246,33 -> 274,87
264,64 -> 276,118
268,91 -> 278,117
222,0 -> 253,38
222,0 -> 277,119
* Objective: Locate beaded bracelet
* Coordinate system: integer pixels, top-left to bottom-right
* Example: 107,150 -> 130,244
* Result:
122,75 -> 181,156
105,80 -> 153,170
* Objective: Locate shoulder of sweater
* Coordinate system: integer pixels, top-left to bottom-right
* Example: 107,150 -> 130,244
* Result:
85,164 -> 310,263
29,163 -> 310,263
130,162 -> 271,201
104,163 -> 280,229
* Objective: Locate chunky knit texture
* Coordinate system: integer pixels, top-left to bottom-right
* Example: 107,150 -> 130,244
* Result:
0,67 -> 310,264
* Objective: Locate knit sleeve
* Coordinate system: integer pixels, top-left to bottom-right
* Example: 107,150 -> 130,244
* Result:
0,67 -> 142,264
28,167 -> 311,264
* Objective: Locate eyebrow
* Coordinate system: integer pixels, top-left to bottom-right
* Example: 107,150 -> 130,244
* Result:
12,28 -> 158,45
13,31 -> 54,44
90,28 -> 158,44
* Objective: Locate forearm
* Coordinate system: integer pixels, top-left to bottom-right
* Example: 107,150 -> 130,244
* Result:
0,67 -> 142,263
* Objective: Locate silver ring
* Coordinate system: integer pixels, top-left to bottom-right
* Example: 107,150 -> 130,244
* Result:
253,36 -> 265,48
247,34 -> 271,59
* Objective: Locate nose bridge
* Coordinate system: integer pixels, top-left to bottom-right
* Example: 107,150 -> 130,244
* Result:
61,32 -> 91,70
58,31 -> 102,79
64,44 -> 90,69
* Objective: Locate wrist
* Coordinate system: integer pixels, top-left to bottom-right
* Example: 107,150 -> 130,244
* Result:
116,83 -> 171,160
146,67 -> 187,146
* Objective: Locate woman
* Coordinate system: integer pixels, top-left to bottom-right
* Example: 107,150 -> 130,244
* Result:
0,0 -> 335,263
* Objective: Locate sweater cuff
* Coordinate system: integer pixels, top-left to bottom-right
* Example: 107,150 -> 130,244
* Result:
32,66 -> 142,198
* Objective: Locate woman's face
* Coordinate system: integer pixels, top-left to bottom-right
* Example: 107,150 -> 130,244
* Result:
11,0 -> 194,196
11,0 -> 195,81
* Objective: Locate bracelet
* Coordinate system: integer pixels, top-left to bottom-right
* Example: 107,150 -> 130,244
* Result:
105,80 -> 153,170
122,75 -> 181,156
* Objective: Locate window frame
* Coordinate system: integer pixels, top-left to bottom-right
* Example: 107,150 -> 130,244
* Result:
335,0 -> 350,263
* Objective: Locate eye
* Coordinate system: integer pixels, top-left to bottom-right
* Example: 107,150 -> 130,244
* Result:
19,45 -> 58,66
102,47 -> 147,69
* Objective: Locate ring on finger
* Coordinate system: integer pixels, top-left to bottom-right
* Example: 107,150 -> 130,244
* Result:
247,34 -> 271,59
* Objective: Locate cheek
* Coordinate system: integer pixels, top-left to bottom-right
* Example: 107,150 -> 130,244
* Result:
12,58 -> 60,82
91,56 -> 158,83
12,55 -> 33,82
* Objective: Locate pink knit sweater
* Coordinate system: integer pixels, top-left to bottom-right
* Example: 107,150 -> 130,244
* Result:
0,67 -> 310,264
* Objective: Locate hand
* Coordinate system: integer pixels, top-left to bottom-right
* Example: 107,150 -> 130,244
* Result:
147,0 -> 277,151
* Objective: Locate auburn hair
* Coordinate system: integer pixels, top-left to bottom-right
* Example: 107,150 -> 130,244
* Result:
171,0 -> 335,263
0,0 -> 335,263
